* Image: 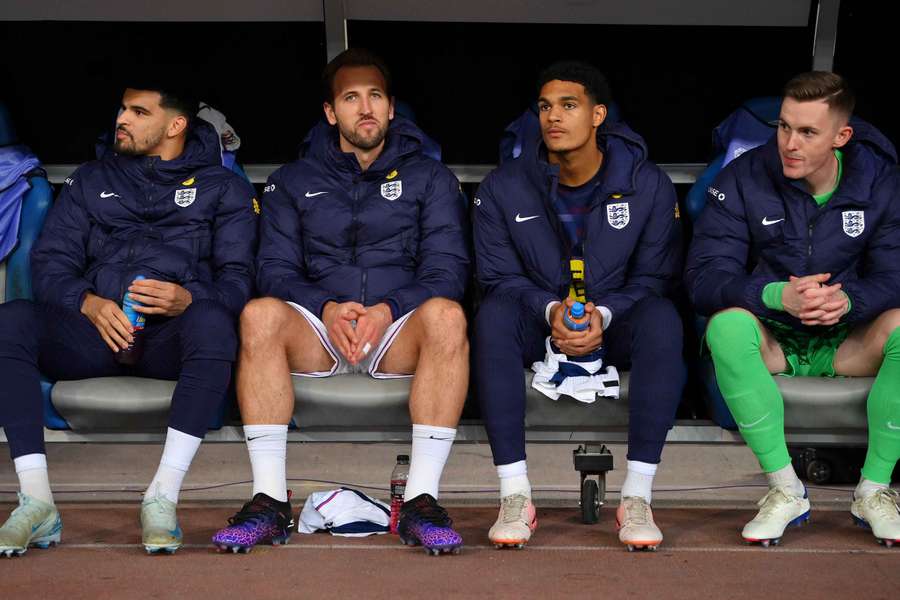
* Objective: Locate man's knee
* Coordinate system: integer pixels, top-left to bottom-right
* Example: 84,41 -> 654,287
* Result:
179,299 -> 237,360
627,296 -> 683,348
875,309 -> 900,356
239,297 -> 293,351
705,308 -> 760,357
416,298 -> 468,350
473,294 -> 531,342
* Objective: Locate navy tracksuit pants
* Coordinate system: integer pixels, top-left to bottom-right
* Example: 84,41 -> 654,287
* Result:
0,298 -> 237,459
474,294 -> 685,466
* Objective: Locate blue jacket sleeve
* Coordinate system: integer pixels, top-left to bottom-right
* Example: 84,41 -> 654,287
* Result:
685,166 -> 779,318
589,168 -> 682,320
473,174 -> 558,320
840,170 -> 900,325
255,171 -> 337,318
30,172 -> 95,311
382,164 -> 470,320
183,175 -> 259,316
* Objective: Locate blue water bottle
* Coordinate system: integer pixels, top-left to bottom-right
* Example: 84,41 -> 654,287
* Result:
115,275 -> 147,365
563,301 -> 591,332
558,301 -> 604,364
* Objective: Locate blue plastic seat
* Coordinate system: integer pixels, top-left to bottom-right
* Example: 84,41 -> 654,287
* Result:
0,102 -> 64,429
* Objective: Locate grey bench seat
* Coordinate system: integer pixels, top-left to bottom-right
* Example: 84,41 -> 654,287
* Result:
48,371 -> 872,433
50,371 -> 631,432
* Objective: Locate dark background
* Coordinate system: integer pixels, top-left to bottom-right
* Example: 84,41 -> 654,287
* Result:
0,0 -> 895,166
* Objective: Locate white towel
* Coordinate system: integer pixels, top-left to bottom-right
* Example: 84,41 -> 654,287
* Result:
298,488 -> 390,537
531,336 -> 620,403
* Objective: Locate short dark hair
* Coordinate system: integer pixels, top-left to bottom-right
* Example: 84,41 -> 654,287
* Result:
783,71 -> 855,119
322,48 -> 393,103
125,82 -> 198,123
537,61 -> 612,106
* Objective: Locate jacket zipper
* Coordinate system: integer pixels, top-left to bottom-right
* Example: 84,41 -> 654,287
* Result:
351,176 -> 364,303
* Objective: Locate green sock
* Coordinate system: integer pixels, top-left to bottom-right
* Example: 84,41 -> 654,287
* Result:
706,310 -> 791,472
861,327 -> 900,484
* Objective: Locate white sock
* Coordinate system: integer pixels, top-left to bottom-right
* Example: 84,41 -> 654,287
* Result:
620,460 -> 657,503
15,453 -> 53,505
145,427 -> 202,504
245,424 -> 288,502
766,464 -> 805,496
497,460 -> 532,498
855,477 -> 889,500
403,424 -> 456,502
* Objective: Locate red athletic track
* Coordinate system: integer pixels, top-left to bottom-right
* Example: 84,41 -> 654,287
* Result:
1,504 -> 898,599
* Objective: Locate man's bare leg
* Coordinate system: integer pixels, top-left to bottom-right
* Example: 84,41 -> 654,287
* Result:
237,298 -> 334,424
379,297 -> 469,426
833,308 -> 900,376
235,298 -> 334,502
378,298 -> 468,508
376,298 -> 468,550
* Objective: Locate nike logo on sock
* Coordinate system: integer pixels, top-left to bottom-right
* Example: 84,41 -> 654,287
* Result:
246,435 -> 270,442
738,412 -> 770,429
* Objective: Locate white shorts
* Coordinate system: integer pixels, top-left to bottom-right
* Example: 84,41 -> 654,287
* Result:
287,302 -> 415,379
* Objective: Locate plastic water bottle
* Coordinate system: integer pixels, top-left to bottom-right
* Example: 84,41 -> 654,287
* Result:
563,301 -> 591,331
559,301 -> 604,363
115,275 -> 147,365
389,454 -> 409,534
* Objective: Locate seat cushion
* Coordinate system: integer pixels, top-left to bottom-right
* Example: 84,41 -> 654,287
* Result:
291,371 -> 631,430
52,377 -> 177,431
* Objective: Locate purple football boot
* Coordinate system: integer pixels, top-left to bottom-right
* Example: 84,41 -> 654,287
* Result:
397,493 -> 463,555
212,492 -> 294,553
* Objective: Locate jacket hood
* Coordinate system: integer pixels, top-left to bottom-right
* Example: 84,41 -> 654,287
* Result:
529,119 -> 650,195
103,120 -> 223,183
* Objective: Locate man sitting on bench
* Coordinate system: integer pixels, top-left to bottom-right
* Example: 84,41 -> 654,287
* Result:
687,71 -> 900,547
212,49 -> 470,555
0,82 -> 258,556
472,61 -> 685,551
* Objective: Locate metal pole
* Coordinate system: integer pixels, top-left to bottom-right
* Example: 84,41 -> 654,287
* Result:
811,0 -> 840,71
323,0 -> 348,62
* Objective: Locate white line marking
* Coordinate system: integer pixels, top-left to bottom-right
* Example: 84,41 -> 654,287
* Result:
50,543 -> 898,555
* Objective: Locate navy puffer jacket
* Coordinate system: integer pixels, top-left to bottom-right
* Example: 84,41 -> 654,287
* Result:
685,118 -> 900,329
31,121 -> 258,315
474,120 -> 682,323
256,116 -> 470,319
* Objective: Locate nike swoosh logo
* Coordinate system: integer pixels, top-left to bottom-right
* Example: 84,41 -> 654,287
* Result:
515,214 -> 540,223
246,435 -> 268,442
887,421 -> 900,431
762,217 -> 784,226
100,191 -> 120,198
305,191 -> 328,197
738,412 -> 770,429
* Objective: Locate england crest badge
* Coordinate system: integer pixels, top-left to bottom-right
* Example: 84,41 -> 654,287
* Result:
842,210 -> 864,238
381,180 -> 402,201
607,202 -> 630,229
174,188 -> 197,208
